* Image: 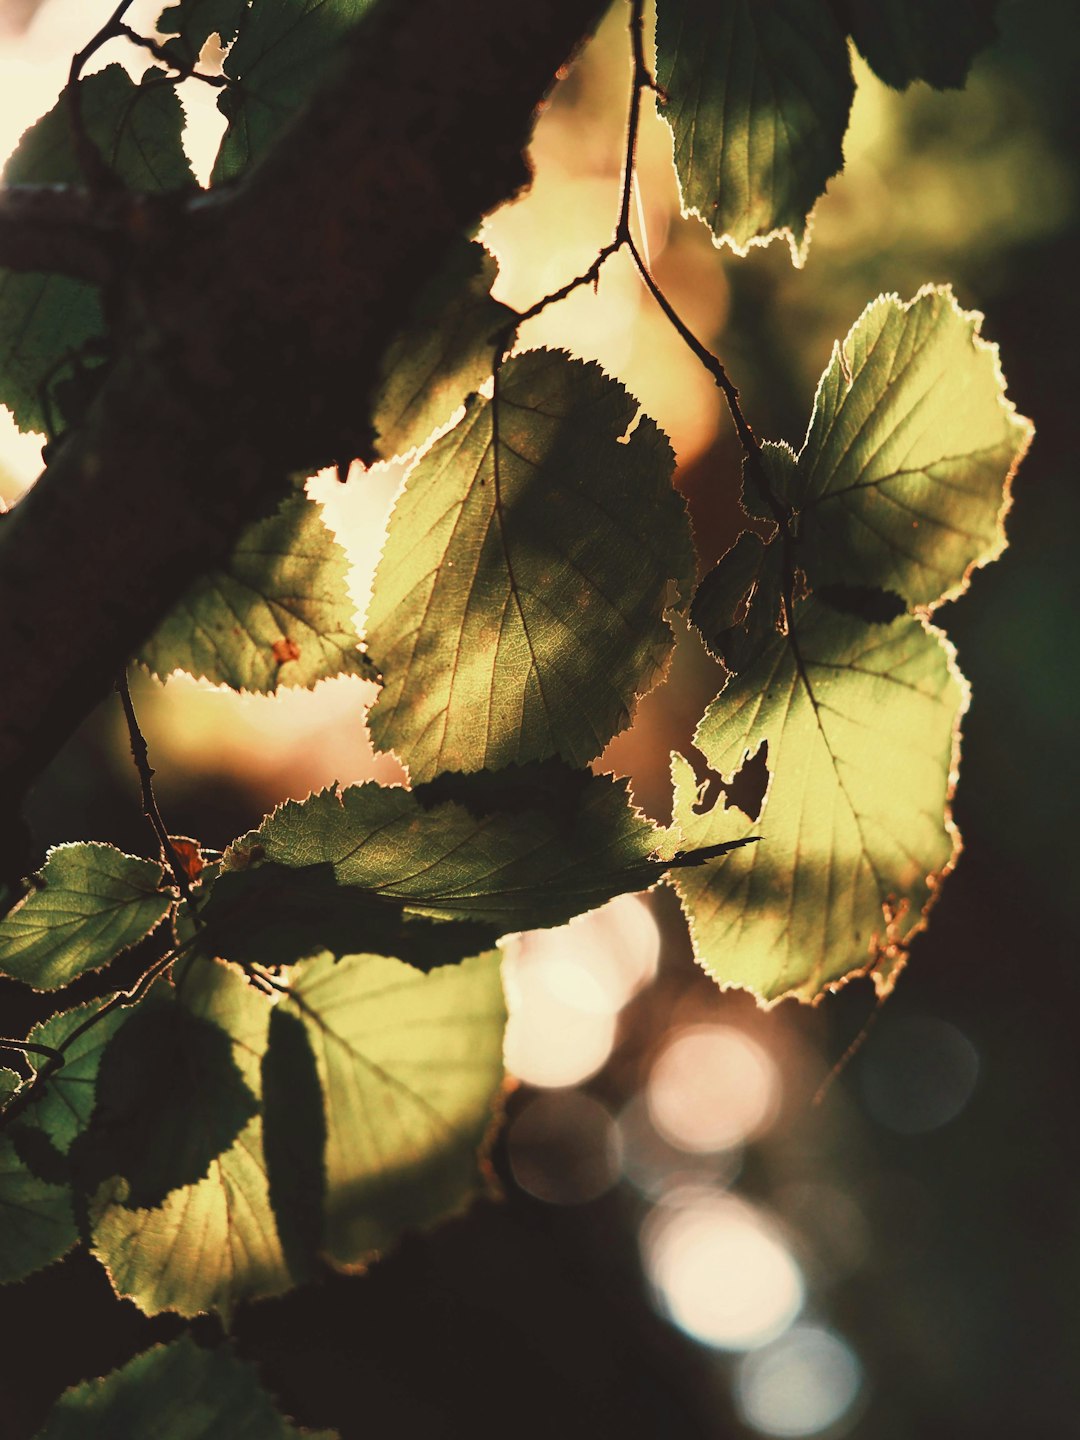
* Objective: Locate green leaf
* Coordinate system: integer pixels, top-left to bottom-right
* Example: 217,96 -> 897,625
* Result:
373,239 -> 514,461
690,530 -> 786,673
201,768 -> 671,969
12,1000 -> 132,1170
156,0 -> 250,68
213,0 -> 376,182
261,1006 -> 325,1280
0,1137 -> 77,1283
34,1333 -> 339,1439
0,66 -> 193,434
0,844 -> 171,990
367,350 -> 694,781
655,0 -> 853,261
671,601 -> 964,1003
844,0 -> 999,90
139,494 -> 371,693
789,287 -> 1033,609
286,948 -> 505,1267
83,1000 -> 259,1209
90,959 -> 291,1318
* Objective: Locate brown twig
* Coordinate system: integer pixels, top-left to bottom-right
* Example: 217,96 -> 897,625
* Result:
115,669 -> 199,911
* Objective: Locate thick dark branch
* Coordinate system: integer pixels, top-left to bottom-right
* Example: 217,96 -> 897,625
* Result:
0,185 -> 126,284
0,0 -> 606,869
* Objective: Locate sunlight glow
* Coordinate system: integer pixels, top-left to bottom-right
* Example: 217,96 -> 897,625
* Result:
735,1325 -> 864,1437
508,1091 -> 621,1205
502,944 -> 617,1090
647,1025 -> 780,1153
641,1190 -> 804,1351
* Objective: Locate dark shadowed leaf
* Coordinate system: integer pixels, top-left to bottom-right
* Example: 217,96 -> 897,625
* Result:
655,0 -> 853,260
139,494 -> 370,693
0,1138 -> 76,1283
34,1333 -> 338,1439
671,601 -> 964,1003
287,948 -> 505,1268
201,769 -> 673,969
690,530 -> 786,673
373,239 -> 514,461
84,1000 -> 259,1209
91,959 -> 290,1317
367,349 -> 693,781
0,845 -> 170,990
261,1006 -> 326,1280
844,0 -> 999,89
213,0 -> 376,182
0,66 -> 192,434
156,0 -> 249,68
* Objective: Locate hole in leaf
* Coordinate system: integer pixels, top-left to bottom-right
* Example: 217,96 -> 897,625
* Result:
687,750 -> 725,816
817,584 -> 906,624
725,741 -> 769,823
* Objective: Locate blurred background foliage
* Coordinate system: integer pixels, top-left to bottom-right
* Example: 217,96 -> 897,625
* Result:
0,0 -> 1077,1435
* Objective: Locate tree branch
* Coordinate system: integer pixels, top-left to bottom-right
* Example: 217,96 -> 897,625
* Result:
0,185 -> 127,285
0,0 -> 607,873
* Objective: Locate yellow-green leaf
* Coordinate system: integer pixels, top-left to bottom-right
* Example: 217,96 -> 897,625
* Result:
287,949 -> 505,1268
671,601 -> 964,1004
367,349 -> 693,781
140,495 -> 371,693
0,845 -> 170,991
792,286 -> 1033,608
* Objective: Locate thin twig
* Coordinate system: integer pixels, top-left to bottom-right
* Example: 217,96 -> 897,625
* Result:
67,0 -> 139,190
116,23 -> 228,86
116,669 -> 199,911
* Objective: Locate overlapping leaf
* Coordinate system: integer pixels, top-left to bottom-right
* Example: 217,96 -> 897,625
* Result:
844,0 -> 999,90
0,1138 -> 77,1283
201,769 -> 672,969
367,349 -> 694,781
285,949 -> 505,1267
0,66 -> 192,434
790,286 -> 1032,608
90,960 -> 290,1318
0,845 -> 170,990
672,600 -> 964,1003
655,0 -> 853,260
213,0 -> 376,182
34,1334 -> 338,1440
373,239 -> 514,461
139,494 -> 370,693
12,1000 -> 131,1172
156,0 -> 249,69
84,1001 -> 258,1209
261,1006 -> 326,1280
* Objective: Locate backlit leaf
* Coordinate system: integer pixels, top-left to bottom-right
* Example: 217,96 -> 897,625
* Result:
655,0 -> 853,261
844,0 -> 999,90
13,1000 -> 132,1169
213,0 -> 376,182
373,239 -> 513,461
367,350 -> 693,781
0,844 -> 170,990
34,1333 -> 338,1439
201,769 -> 671,969
0,66 -> 192,434
790,287 -> 1033,608
90,959 -> 290,1317
0,1138 -> 76,1283
286,949 -> 505,1267
671,601 -> 964,1003
139,494 -> 370,693
156,0 -> 249,69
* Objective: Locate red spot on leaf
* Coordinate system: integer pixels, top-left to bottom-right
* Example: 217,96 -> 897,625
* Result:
169,836 -> 204,882
273,637 -> 301,665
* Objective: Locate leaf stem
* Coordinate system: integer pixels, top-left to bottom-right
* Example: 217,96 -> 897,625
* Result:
115,670 -> 199,912
66,0 -> 139,191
